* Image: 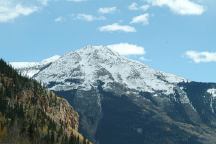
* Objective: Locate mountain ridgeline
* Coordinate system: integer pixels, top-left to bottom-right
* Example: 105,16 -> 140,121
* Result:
11,46 -> 216,144
0,59 -> 92,144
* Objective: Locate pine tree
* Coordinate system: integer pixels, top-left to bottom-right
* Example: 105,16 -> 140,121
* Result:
50,131 -> 55,144
28,122 -> 34,140
69,134 -> 75,144
76,135 -> 80,144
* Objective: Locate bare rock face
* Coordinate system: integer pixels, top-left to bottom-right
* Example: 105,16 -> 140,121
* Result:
11,46 -> 216,144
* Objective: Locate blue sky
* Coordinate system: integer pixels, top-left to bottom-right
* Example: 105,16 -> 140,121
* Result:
0,0 -> 215,82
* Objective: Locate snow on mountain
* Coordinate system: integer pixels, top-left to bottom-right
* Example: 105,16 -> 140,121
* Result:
41,55 -> 61,65
31,45 -> 187,95
10,55 -> 60,77
208,88 -> 216,97
10,62 -> 40,69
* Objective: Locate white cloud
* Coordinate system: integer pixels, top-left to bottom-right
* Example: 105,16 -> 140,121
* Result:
98,7 -> 117,14
0,0 -> 50,23
54,16 -> 65,23
152,0 -> 205,15
0,4 -> 38,23
75,13 -> 105,22
130,13 -> 150,25
129,2 -> 150,11
99,23 -> 136,33
129,2 -> 139,11
185,51 -> 216,63
107,43 -> 145,56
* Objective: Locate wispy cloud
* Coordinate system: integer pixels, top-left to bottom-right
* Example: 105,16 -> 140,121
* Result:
128,2 -> 150,11
129,2 -> 139,11
185,51 -> 216,63
139,56 -> 151,62
130,13 -> 150,25
67,0 -> 87,2
75,13 -> 106,22
152,0 -> 205,15
99,23 -> 136,33
54,16 -> 65,23
107,43 -> 145,56
98,7 -> 117,14
38,0 -> 49,6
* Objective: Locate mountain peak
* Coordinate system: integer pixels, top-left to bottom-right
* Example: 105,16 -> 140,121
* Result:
24,45 -> 185,94
71,45 -> 122,61
77,45 -> 117,54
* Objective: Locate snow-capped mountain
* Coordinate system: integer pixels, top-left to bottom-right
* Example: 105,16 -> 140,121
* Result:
11,45 -> 216,144
13,46 -> 186,94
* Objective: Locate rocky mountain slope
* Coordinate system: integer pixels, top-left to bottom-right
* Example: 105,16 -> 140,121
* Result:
0,59 -> 91,144
11,45 -> 216,144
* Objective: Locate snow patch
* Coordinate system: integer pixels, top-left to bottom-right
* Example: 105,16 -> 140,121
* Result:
207,89 -> 216,97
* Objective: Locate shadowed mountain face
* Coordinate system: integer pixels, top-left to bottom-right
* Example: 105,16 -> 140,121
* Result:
11,46 -> 216,144
55,81 -> 216,144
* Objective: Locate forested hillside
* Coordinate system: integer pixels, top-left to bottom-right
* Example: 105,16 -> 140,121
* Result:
0,59 -> 91,144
